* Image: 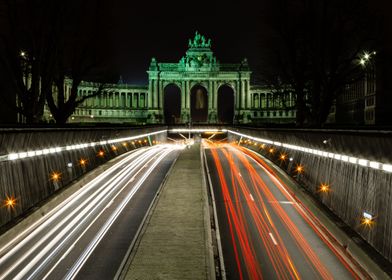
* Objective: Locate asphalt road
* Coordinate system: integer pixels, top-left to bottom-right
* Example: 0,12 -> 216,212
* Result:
0,144 -> 180,280
204,142 -> 363,280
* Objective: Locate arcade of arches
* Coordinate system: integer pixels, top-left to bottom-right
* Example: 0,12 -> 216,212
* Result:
59,32 -> 296,124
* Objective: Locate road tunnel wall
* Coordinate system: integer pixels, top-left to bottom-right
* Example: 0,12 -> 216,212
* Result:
228,127 -> 392,263
0,126 -> 167,230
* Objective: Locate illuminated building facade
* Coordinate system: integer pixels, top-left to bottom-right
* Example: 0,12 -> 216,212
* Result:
54,32 -> 296,124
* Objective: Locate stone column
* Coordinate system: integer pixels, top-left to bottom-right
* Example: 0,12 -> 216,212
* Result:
234,82 -> 239,110
181,82 -> 185,110
208,80 -> 213,110
158,81 -> 164,110
148,80 -> 153,109
241,80 -> 246,109
186,81 -> 190,109
213,81 -> 218,110
153,79 -> 158,109
246,80 -> 251,109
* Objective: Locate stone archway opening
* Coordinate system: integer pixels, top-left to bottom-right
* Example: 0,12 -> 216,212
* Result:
190,85 -> 208,123
164,84 -> 181,124
217,84 -> 235,124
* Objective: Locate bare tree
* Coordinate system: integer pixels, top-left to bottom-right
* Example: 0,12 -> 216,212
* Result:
0,0 -> 58,123
0,0 -> 114,124
259,0 -> 377,127
45,0 -> 115,124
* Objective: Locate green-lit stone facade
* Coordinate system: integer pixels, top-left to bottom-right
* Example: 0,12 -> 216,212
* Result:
53,32 -> 296,124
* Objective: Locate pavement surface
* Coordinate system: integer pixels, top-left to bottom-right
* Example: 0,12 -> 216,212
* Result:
0,145 -> 180,280
123,143 -> 212,280
204,142 -> 370,280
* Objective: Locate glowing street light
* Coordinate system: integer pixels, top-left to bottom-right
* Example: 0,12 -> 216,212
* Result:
111,145 -> 117,151
363,52 -> 370,60
279,154 -> 287,161
269,148 -> 274,154
122,142 -> 128,147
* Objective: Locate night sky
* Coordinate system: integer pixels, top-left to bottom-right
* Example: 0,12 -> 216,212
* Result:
105,0 -> 265,84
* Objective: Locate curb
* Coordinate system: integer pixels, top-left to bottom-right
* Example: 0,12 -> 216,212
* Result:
201,144 -> 226,280
200,144 -> 218,280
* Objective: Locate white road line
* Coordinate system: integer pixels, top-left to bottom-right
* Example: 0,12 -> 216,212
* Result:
269,201 -> 295,205
249,194 -> 254,201
269,233 -> 278,246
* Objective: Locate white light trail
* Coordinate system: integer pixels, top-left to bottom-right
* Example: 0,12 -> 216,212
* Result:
0,145 -> 175,279
228,130 -> 392,173
269,233 -> 278,246
3,130 -> 166,162
63,149 -> 172,280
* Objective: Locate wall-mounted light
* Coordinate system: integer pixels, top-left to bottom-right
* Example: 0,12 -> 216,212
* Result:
319,183 -> 330,193
362,211 -> 374,227
51,172 -> 61,182
4,195 -> 16,209
97,150 -> 105,157
296,165 -> 304,173
280,154 -> 287,160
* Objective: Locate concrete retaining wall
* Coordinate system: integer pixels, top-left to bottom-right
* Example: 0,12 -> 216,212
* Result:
229,127 -> 392,263
0,126 -> 167,229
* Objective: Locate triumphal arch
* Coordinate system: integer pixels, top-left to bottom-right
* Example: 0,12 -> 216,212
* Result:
148,31 -> 252,124
62,32 -> 296,124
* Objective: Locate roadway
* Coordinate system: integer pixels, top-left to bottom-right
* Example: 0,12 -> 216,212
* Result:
203,141 -> 365,280
0,144 -> 181,280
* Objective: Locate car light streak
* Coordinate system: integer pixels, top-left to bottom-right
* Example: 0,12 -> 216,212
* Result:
269,233 -> 278,246
0,147 -> 149,259
237,145 -> 365,279
63,149 -> 172,280
0,144 -> 179,280
204,141 -> 364,279
2,149 -> 160,279
217,146 -> 302,279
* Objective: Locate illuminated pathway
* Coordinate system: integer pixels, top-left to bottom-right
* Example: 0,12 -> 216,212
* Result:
203,141 -> 367,280
0,144 -> 181,280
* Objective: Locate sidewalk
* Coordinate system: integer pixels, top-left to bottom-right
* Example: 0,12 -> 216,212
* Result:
123,144 -> 213,280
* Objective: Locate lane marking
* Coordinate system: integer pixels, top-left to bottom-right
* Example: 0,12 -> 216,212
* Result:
249,194 -> 254,201
269,201 -> 295,205
269,233 -> 278,246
